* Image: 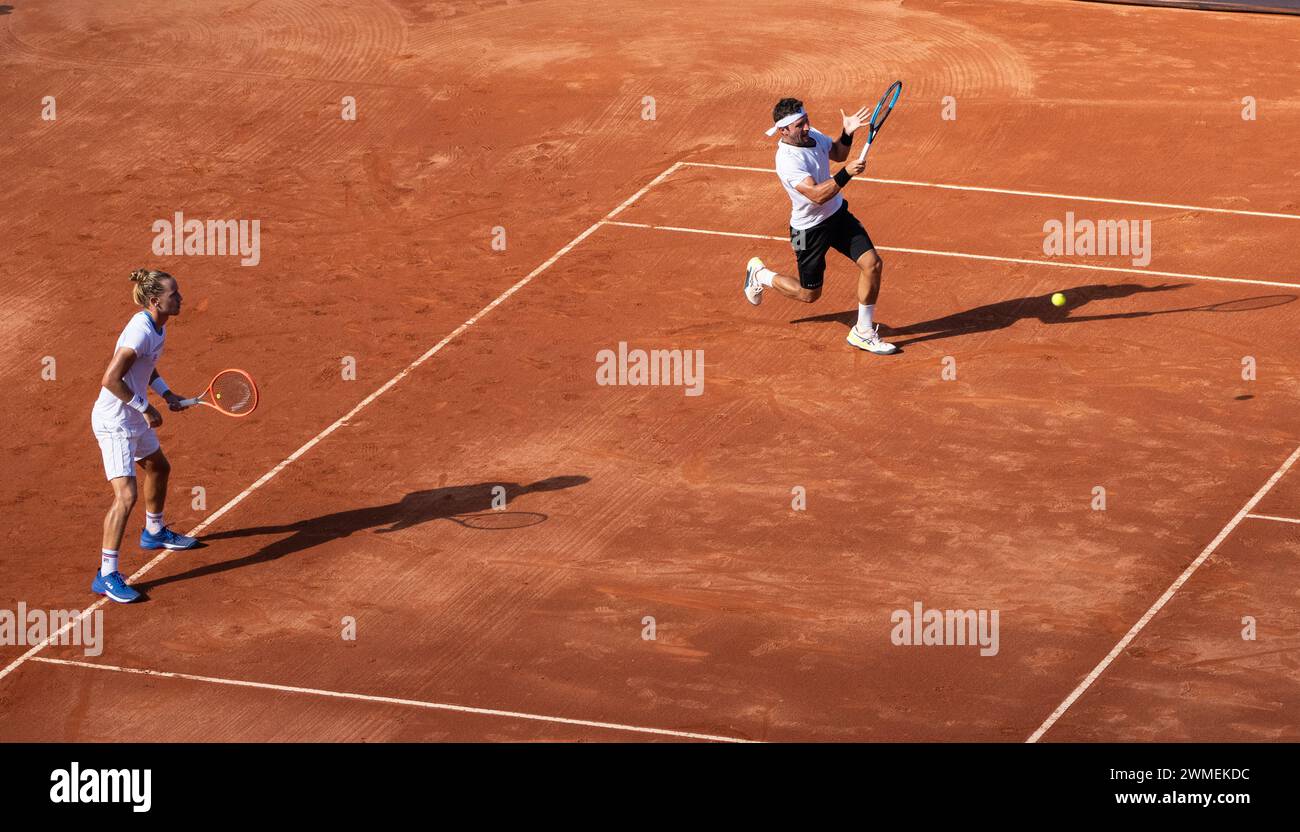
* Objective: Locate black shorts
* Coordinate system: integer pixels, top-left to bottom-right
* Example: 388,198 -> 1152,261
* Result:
789,200 -> 874,290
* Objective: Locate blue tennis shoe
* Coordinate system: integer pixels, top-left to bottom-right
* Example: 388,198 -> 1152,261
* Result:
92,570 -> 141,604
140,525 -> 199,550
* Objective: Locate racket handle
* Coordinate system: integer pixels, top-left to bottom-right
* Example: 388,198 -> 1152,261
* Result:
177,396 -> 200,408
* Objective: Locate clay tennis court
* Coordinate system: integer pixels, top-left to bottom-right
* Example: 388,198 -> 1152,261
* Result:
2,0 -> 1297,743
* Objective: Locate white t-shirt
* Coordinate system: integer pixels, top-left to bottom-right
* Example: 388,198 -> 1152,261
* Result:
92,311 -> 166,432
775,128 -> 843,231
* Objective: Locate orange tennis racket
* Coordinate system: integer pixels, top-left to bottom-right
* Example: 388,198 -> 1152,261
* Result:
178,369 -> 259,417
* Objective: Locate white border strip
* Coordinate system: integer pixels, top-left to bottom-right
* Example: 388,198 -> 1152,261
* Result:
601,220 -> 1300,289
680,161 -> 1300,221
1245,513 -> 1300,525
29,657 -> 756,743
0,162 -> 685,688
1027,444 -> 1300,743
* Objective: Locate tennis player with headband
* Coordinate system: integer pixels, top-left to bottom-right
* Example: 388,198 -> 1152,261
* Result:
89,269 -> 198,604
743,98 -> 898,355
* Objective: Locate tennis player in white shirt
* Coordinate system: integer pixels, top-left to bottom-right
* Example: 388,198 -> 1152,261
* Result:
743,97 -> 898,355
90,268 -> 198,603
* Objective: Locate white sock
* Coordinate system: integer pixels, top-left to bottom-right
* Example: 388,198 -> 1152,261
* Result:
857,303 -> 875,332
101,549 -> 119,577
145,511 -> 164,534
756,267 -> 776,288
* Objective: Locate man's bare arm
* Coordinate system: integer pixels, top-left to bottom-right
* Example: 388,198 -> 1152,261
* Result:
102,348 -> 139,404
793,175 -> 841,205
792,158 -> 867,205
101,347 -> 163,427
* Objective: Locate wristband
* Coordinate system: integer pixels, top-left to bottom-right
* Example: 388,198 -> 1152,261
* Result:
128,394 -> 149,414
839,130 -> 853,147
833,168 -> 853,188
151,376 -> 171,397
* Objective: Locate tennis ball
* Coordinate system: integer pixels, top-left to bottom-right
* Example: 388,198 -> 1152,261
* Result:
1051,292 -> 1067,307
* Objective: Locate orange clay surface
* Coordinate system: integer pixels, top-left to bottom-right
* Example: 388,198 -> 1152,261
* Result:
1,0 -> 1297,741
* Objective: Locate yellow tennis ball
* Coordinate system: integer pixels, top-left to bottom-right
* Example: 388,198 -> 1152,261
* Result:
216,392 -> 222,399
1051,292 -> 1067,307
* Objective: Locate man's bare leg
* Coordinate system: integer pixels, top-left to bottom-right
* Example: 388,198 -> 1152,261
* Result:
847,248 -> 898,354
101,476 -> 137,554
95,475 -> 139,601
137,448 -> 198,549
770,270 -> 820,303
856,248 -> 882,309
745,257 -> 821,304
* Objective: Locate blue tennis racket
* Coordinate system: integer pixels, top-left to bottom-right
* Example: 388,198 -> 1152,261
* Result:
857,80 -> 903,163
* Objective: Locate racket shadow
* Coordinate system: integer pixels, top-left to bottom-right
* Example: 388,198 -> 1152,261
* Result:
792,282 -> 1218,347
138,475 -> 590,591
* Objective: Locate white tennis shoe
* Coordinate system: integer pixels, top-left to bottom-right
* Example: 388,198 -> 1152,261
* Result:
743,257 -> 764,306
846,324 -> 898,355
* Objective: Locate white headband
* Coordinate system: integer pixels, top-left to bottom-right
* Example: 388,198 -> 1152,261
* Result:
765,110 -> 807,136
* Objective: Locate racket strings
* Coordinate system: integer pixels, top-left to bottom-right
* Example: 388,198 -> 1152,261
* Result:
210,370 -> 257,414
870,81 -> 903,132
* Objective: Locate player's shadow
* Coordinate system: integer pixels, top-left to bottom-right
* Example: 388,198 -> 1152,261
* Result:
137,475 -> 590,591
0,7 -> 13,15
791,283 -> 1201,347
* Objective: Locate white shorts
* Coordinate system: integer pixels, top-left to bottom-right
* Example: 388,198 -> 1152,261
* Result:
92,424 -> 161,480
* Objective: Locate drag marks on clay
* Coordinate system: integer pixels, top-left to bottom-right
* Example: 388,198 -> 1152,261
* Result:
394,0 -> 551,24
703,2 -> 1035,100
407,402 -> 762,689
3,0 -> 408,83
27,656 -> 755,742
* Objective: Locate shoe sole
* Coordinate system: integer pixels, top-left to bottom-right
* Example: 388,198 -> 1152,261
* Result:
743,261 -> 762,306
141,539 -> 198,551
92,584 -> 139,603
846,333 -> 898,355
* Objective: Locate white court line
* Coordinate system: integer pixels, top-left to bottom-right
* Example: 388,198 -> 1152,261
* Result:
1027,444 -> 1300,743
1245,513 -> 1300,525
606,220 -> 776,241
680,161 -> 1300,221
0,161 -> 685,688
602,220 -> 1300,289
29,657 -> 756,743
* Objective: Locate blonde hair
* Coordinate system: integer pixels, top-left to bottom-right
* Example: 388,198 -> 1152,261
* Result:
129,268 -> 173,307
